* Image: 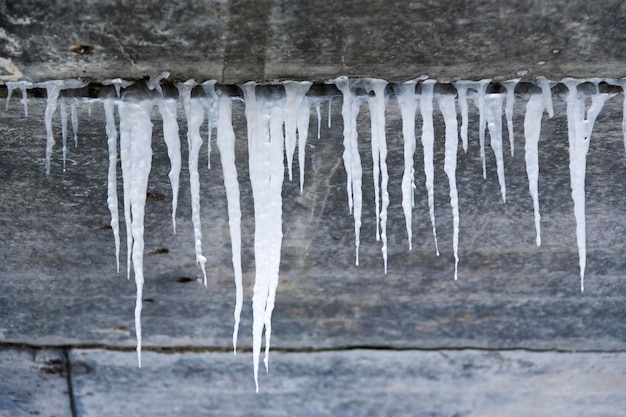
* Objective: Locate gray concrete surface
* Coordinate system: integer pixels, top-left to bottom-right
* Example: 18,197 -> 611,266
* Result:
1,0 -> 626,83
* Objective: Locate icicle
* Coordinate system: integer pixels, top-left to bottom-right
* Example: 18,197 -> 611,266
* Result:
19,82 -> 30,117
473,79 -> 491,179
436,93 -> 460,280
537,77 -> 554,118
103,99 -> 121,273
563,78 -> 613,292
241,82 -> 285,392
201,80 -> 218,170
5,81 -> 15,110
334,76 -> 363,266
70,101 -> 78,147
297,95 -> 311,194
503,79 -> 520,156
43,80 -> 87,176
216,93 -> 243,355
315,100 -> 321,139
44,81 -> 62,177
394,81 -> 418,250
523,93 -> 545,247
145,72 -> 169,96
614,78 -> 626,150
60,101 -> 68,171
419,80 -> 440,255
157,99 -> 182,234
364,79 -> 390,272
177,80 -> 208,286
454,81 -> 470,153
119,100 -> 134,280
485,93 -> 507,203
283,81 -> 312,183
103,78 -> 134,98
328,97 -> 333,128
118,99 -> 154,368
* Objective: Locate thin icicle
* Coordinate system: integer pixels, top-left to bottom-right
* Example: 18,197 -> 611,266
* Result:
44,82 -> 62,176
145,72 -> 169,96
103,78 -> 134,98
315,100 -> 321,139
394,80 -> 418,250
241,82 -> 285,392
5,81 -> 15,110
157,99 -> 182,234
537,77 -> 554,118
119,100 -> 134,280
563,78 -> 614,292
297,96 -> 311,194
283,81 -> 312,182
201,80 -> 218,170
523,93 -> 545,246
436,93 -> 460,280
70,101 -> 78,147
420,80 -> 440,256
103,99 -> 121,273
473,79 -> 491,179
334,76 -> 363,266
485,93 -> 507,203
503,79 -> 520,156
454,81 -> 470,153
60,101 -> 68,171
364,79 -> 390,272
216,93 -> 243,355
118,100 -> 154,368
328,97 -> 333,128
177,80 -> 208,286
19,82 -> 30,117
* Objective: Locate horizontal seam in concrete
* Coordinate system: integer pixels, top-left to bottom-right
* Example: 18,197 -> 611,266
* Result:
2,341 -> 625,355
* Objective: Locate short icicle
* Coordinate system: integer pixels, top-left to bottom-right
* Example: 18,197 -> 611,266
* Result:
44,81 -> 63,177
474,79 -> 491,179
71,101 -> 79,147
334,76 -> 363,266
364,78 -> 390,272
241,82 -> 285,392
177,80 -> 208,286
315,100 -> 321,139
523,93 -> 547,247
420,80 -> 440,255
157,99 -> 182,234
201,80 -> 218,170
394,80 -> 418,250
454,81 -> 471,153
297,96 -> 311,194
563,78 -> 614,292
503,79 -> 520,156
19,82 -> 30,117
485,93 -> 507,203
283,81 -> 312,184
60,101 -> 69,170
436,93 -> 460,280
103,99 -> 121,273
118,99 -> 154,368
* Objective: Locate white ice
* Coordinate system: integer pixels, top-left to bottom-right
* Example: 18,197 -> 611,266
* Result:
473,79 -> 491,179
334,76 -> 363,265
364,78 -> 390,272
283,81 -> 312,186
454,81 -> 471,153
103,78 -> 134,98
177,80 -> 208,286
419,80 -> 440,255
436,93 -> 460,280
118,99 -> 154,368
503,79 -> 520,156
485,93 -> 507,203
241,82 -> 285,393
157,98 -> 182,234
563,78 -> 613,292
394,80 -> 418,250
103,99 -> 121,273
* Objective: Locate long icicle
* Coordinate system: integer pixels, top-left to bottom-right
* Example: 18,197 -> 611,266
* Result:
157,99 -> 182,234
503,79 -> 520,156
394,80 -> 418,250
103,99 -> 121,273
436,93 -> 460,280
523,94 -> 546,247
485,93 -> 507,203
420,80 -> 440,255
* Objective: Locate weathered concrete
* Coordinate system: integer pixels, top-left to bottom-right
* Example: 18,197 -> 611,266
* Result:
0,347 -> 71,417
1,0 -> 626,83
68,348 -> 626,416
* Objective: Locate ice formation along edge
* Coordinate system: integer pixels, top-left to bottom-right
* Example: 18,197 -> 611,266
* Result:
4,76 -> 623,391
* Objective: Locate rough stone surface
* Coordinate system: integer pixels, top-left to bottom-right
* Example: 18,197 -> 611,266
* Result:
0,0 -> 626,83
69,348 -> 626,416
0,347 -> 71,417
